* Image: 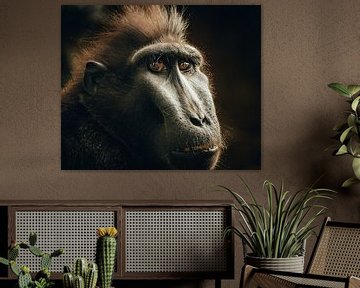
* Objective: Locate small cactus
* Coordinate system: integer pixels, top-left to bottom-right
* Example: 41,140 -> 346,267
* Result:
29,232 -> 37,246
74,258 -> 88,279
51,248 -> 64,257
63,272 -> 74,288
18,267 -> 32,288
63,259 -> 98,288
10,260 -> 20,276
0,232 -> 63,288
9,246 -> 19,260
85,263 -> 98,288
96,227 -> 118,288
29,245 -> 44,257
64,265 -> 72,273
74,275 -> 85,288
41,253 -> 52,270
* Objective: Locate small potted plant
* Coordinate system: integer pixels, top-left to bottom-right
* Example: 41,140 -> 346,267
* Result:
62,258 -> 98,288
328,83 -> 360,187
0,232 -> 64,288
220,178 -> 335,273
61,227 -> 117,288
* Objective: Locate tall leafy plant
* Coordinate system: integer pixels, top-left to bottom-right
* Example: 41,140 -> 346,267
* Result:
221,179 -> 334,258
329,83 -> 360,187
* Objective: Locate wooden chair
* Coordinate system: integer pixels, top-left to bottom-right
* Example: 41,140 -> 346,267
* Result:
241,217 -> 360,288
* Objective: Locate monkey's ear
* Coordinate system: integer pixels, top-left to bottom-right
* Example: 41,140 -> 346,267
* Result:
83,61 -> 108,95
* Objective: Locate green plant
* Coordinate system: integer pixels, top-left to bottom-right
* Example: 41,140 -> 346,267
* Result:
85,262 -> 98,288
221,179 -> 335,258
32,278 -> 54,288
329,82 -> 360,187
62,266 -> 74,288
96,227 -> 118,288
74,258 -> 87,280
73,275 -> 84,288
62,259 -> 98,288
0,232 -> 63,288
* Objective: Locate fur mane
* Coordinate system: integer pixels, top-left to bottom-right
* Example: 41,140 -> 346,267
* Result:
65,5 -> 188,91
115,6 -> 188,43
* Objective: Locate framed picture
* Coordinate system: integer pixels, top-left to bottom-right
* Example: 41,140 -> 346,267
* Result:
61,5 -> 261,170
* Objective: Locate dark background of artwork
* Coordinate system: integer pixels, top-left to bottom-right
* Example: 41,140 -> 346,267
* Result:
61,5 -> 261,170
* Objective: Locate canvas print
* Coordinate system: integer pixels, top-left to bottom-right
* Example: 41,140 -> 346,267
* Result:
61,5 -> 261,170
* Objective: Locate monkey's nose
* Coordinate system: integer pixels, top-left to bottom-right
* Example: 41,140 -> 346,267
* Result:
189,114 -> 210,127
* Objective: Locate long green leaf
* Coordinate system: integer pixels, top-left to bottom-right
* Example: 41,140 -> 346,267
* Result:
328,83 -> 351,97
225,226 -> 255,252
342,177 -> 360,187
222,178 -> 335,258
266,182 -> 273,257
238,176 -> 259,206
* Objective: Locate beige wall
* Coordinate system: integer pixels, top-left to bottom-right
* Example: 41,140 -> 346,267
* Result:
1,1 -> 360,287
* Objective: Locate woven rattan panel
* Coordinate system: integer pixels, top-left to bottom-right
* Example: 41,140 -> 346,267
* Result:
125,210 -> 227,273
277,275 -> 345,288
249,273 -> 296,288
15,211 -> 115,272
310,226 -> 360,277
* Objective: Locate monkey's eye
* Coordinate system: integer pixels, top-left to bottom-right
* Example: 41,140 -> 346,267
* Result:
148,57 -> 167,73
178,60 -> 194,72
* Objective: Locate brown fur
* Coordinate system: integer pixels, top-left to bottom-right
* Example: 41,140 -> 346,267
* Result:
63,5 -> 188,95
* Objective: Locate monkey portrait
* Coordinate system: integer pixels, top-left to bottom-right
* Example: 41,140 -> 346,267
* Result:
61,5 -> 261,170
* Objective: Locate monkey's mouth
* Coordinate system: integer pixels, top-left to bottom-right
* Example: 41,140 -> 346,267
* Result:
173,144 -> 219,153
170,144 -> 220,169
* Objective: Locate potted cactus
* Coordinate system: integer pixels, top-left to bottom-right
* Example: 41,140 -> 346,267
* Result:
0,232 -> 64,288
62,258 -> 98,288
96,227 -> 118,288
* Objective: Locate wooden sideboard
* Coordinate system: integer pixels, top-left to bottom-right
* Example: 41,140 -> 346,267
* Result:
0,201 -> 234,288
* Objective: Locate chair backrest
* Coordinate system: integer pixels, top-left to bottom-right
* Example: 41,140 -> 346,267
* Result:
307,217 -> 360,277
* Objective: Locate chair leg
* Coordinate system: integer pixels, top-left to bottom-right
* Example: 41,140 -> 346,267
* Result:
240,265 -> 255,288
240,265 -> 296,288
249,273 -> 296,288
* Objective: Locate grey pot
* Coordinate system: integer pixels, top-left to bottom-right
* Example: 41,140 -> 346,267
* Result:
245,254 -> 305,273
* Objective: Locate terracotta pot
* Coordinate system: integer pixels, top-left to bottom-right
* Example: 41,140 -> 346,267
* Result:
245,254 -> 305,273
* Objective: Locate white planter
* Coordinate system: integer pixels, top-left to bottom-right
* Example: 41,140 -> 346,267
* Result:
245,254 -> 305,273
